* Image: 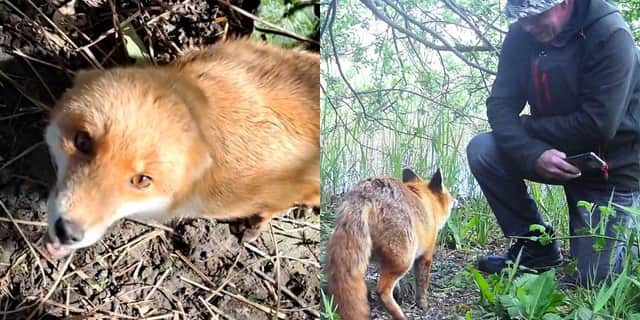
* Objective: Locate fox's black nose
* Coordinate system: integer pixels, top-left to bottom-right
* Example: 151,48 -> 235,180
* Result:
54,218 -> 84,244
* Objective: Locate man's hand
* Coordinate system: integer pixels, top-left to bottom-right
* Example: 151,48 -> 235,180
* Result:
535,149 -> 581,181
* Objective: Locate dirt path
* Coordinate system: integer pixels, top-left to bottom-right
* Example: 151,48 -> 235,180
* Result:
361,247 -> 478,320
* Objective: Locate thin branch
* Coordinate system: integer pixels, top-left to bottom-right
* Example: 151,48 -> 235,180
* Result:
441,0 -> 500,55
360,0 -> 497,75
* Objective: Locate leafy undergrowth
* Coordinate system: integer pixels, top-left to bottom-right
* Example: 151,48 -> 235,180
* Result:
464,204 -> 640,319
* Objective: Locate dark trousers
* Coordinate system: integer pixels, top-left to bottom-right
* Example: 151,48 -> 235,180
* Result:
467,132 -> 636,286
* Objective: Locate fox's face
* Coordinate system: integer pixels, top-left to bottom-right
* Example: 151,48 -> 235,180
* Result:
44,69 -> 212,258
402,168 -> 455,229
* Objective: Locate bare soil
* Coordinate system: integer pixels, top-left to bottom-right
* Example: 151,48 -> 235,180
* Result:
365,247 -> 479,320
0,0 -> 320,319
0,190 -> 320,319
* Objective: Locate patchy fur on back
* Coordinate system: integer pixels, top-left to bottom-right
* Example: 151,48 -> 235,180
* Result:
44,38 -> 319,257
325,169 -> 453,320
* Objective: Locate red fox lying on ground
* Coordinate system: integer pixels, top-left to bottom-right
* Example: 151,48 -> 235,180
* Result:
43,38 -> 320,258
325,168 -> 454,320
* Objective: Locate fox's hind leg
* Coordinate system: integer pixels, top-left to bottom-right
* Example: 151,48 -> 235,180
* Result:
377,255 -> 412,320
413,250 -> 434,310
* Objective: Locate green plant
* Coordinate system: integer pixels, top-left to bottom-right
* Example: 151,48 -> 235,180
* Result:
121,21 -> 151,64
564,202 -> 640,319
252,0 -> 318,48
469,263 -> 566,319
321,290 -> 341,320
498,270 -> 565,319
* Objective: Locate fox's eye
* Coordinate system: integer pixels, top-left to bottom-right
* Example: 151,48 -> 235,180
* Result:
74,130 -> 93,154
131,174 -> 152,189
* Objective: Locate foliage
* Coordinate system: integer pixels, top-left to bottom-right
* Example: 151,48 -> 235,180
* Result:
121,21 -> 152,64
468,206 -> 640,319
320,290 -> 341,320
616,0 -> 640,39
252,0 -> 318,48
468,246 -> 567,320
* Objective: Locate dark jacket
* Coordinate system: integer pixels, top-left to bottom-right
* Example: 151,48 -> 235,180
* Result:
487,0 -> 640,191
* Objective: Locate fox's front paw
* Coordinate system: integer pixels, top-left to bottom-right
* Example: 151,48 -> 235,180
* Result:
227,221 -> 246,237
228,219 -> 263,243
240,227 -> 261,243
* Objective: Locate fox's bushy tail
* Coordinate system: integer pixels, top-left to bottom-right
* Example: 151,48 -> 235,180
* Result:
325,203 -> 372,320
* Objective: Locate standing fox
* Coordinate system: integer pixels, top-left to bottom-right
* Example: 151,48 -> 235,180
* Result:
43,38 -> 319,258
325,168 -> 454,320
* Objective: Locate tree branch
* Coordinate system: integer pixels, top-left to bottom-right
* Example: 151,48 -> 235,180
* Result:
360,0 -> 497,75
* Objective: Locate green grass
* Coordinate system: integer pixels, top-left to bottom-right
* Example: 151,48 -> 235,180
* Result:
321,289 -> 341,320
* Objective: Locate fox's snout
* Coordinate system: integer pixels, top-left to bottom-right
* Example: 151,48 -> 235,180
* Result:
53,217 -> 85,244
45,188 -> 93,248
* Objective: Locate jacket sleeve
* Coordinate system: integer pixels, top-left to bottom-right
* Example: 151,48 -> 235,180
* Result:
487,26 -> 552,176
522,30 -> 637,148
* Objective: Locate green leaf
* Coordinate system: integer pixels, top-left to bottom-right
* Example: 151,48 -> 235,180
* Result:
577,201 -> 594,212
448,218 -> 464,249
627,275 -> 640,288
627,314 -> 640,320
612,202 -> 640,216
514,270 -> 561,318
121,21 -> 151,64
593,273 -> 624,313
538,232 -> 552,246
499,294 -> 524,318
542,313 -> 563,320
251,0 -> 318,48
612,223 -> 626,234
320,290 -> 340,319
593,237 -> 605,252
469,265 -> 495,304
566,307 -> 608,320
598,205 -> 616,218
529,224 -> 546,234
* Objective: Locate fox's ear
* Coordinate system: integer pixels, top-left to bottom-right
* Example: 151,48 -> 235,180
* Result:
402,168 -> 421,183
428,168 -> 443,192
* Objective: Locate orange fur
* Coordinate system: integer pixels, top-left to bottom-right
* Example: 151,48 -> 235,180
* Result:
325,169 -> 454,320
44,38 -> 319,256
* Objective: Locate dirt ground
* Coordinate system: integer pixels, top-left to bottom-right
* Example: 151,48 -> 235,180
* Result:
365,247 -> 478,320
0,192 -> 320,319
0,0 -> 320,319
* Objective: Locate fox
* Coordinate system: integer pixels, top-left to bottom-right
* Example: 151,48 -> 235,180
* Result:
324,168 -> 454,320
43,38 -> 320,258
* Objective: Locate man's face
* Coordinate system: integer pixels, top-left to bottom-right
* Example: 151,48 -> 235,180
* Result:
519,2 -> 571,44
